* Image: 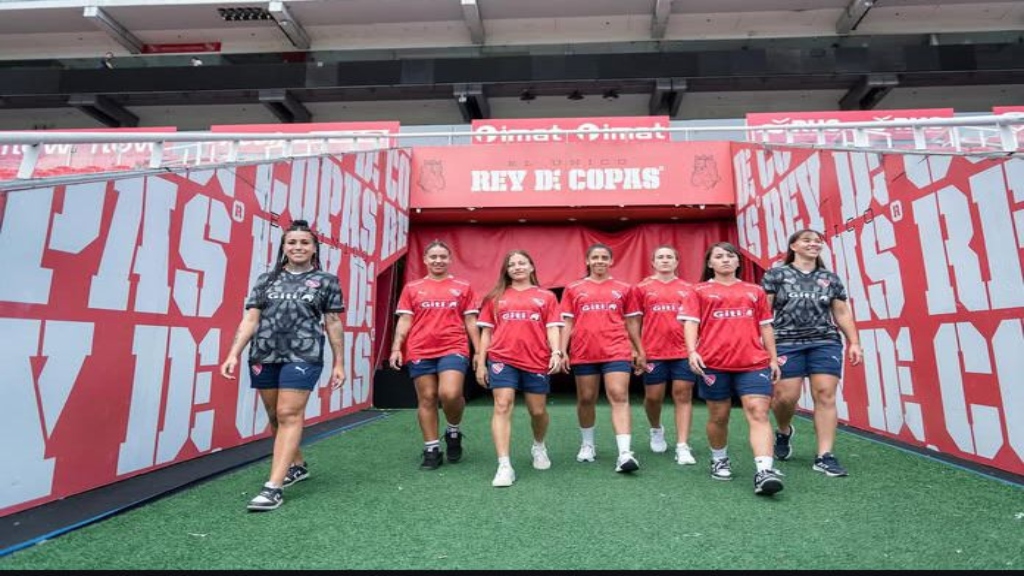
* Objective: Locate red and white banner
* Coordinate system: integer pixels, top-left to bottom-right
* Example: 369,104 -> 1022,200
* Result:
732,142 -> 1024,476
0,149 -> 411,515
411,141 -> 733,209
471,116 -> 671,145
0,127 -> 178,182
746,109 -> 954,147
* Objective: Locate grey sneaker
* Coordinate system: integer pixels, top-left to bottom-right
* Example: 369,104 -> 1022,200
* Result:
282,463 -> 309,487
247,486 -> 283,511
710,457 -> 733,481
754,469 -> 785,496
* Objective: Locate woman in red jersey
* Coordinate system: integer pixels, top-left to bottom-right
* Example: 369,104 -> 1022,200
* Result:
559,243 -> 645,474
628,246 -> 697,466
679,242 -> 784,496
389,240 -> 481,470
475,250 -> 564,487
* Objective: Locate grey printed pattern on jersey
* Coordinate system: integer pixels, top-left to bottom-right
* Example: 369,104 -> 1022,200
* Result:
761,265 -> 847,345
244,270 -> 345,364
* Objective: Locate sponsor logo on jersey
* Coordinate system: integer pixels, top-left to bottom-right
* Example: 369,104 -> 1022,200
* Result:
651,304 -> 678,312
581,302 -> 618,312
711,308 -> 754,319
420,300 -> 459,309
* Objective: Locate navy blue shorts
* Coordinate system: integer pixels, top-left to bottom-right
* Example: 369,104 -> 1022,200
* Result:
777,342 -> 844,379
487,360 -> 550,394
572,360 -> 632,376
407,353 -> 470,379
697,367 -> 773,401
249,362 -> 323,391
643,359 -> 696,385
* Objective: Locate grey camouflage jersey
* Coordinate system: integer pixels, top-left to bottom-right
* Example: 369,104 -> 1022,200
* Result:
244,269 -> 345,364
761,264 -> 847,345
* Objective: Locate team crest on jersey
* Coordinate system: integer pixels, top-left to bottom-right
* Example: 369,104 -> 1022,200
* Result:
817,278 -> 831,288
778,355 -> 788,366
748,293 -> 759,303
251,363 -> 263,375
611,290 -> 622,299
703,374 -> 717,385
491,362 -> 505,374
450,289 -> 462,296
305,279 -> 321,288
532,298 -> 545,307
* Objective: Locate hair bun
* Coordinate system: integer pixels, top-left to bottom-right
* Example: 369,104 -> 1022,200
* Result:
291,219 -> 310,228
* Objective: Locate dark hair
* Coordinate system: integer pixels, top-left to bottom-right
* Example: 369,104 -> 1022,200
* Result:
253,220 -> 321,306
423,239 -> 452,257
651,245 -> 679,263
483,250 -> 539,304
701,242 -> 743,282
584,243 -> 613,277
784,229 -> 828,270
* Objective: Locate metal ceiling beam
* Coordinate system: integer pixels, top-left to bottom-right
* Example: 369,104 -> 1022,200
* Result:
68,93 -> 139,127
837,0 -> 876,35
652,0 -> 673,40
454,83 -> 489,121
259,89 -> 311,123
83,6 -> 143,54
839,73 -> 898,110
461,0 -> 486,45
649,78 -> 685,116
268,1 -> 311,50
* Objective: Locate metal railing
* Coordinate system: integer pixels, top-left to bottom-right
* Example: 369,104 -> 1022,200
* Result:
1,114 -> 1021,183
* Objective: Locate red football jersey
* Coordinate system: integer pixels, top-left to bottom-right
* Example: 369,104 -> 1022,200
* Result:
678,280 -> 773,371
477,286 -> 563,373
395,276 -> 478,362
560,277 -> 640,364
633,277 -> 693,360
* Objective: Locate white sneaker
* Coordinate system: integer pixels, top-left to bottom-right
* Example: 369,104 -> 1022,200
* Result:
615,451 -> 640,473
649,427 -> 668,453
675,443 -> 697,465
576,443 -> 596,463
531,444 -> 552,470
491,464 -> 516,487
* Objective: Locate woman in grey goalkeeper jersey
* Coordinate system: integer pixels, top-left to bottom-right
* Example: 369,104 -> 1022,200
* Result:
761,229 -> 862,478
220,219 -> 346,512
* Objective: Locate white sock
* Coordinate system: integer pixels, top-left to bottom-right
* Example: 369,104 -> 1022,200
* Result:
580,426 -> 595,446
677,442 -> 691,450
711,446 -> 728,461
616,434 -> 632,454
425,440 -> 440,451
264,481 -> 282,490
498,456 -> 511,466
754,456 -> 774,472
446,423 -> 460,433
533,440 -> 546,449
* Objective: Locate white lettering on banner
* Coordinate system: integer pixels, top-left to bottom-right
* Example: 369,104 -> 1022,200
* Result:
861,327 -> 923,441
340,172 -> 378,254
381,202 -> 409,262
134,177 -> 176,314
354,151 -> 381,188
733,149 -> 756,208
0,187 -> 55,304
755,149 -> 792,189
933,323 -> 1008,459
347,255 -> 374,328
118,325 -> 219,475
0,319 -> 92,509
471,170 -> 527,192
912,187 -> 990,314
567,167 -> 661,191
361,190 -> 378,255
175,195 -> 231,317
385,150 -> 411,210
860,217 -> 904,319
472,122 -> 669,144
969,165 -> 1024,309
89,178 -> 144,311
995,320 -> 1024,463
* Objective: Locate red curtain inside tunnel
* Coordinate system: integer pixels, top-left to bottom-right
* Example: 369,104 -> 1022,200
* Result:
404,220 -> 757,300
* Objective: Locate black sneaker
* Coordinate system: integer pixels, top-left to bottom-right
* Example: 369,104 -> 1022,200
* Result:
247,486 -> 283,511
420,448 -> 444,470
754,469 -> 785,496
813,452 -> 849,477
282,463 -> 309,487
445,429 -> 464,463
774,426 -> 794,461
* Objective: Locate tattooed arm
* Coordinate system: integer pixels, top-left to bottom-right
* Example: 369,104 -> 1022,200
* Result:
324,312 -> 346,390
